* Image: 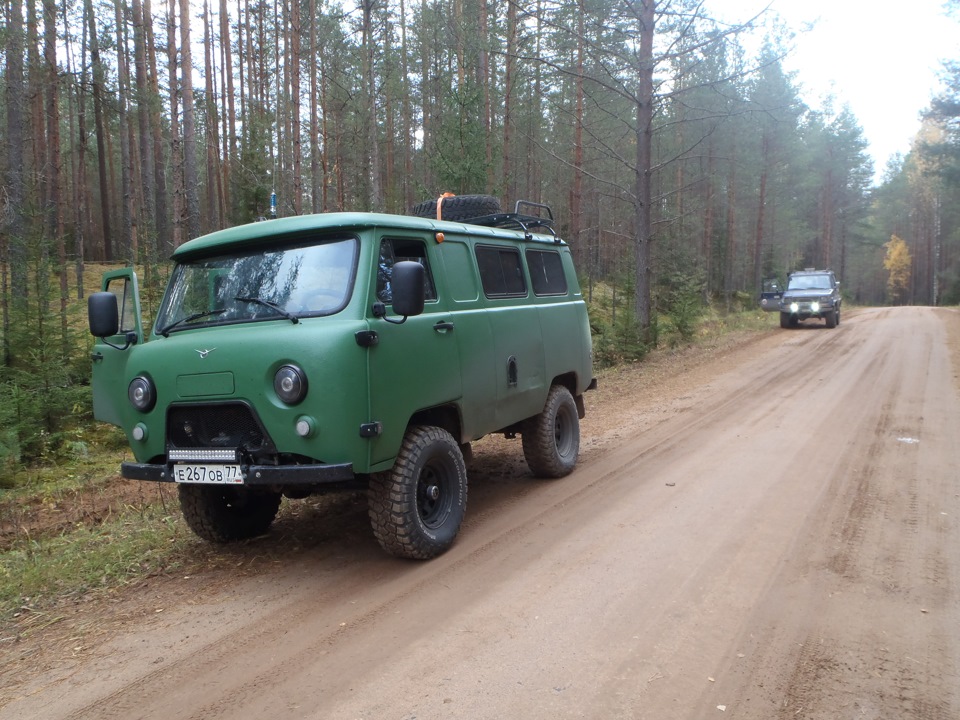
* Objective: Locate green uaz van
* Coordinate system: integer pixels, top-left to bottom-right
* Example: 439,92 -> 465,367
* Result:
88,204 -> 595,559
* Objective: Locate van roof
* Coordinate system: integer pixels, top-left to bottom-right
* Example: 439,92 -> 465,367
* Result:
172,212 -> 567,260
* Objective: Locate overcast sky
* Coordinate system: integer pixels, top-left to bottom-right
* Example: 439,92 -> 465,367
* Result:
706,0 -> 959,182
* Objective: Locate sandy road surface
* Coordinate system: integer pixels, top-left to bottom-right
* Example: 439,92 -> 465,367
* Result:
3,306 -> 960,719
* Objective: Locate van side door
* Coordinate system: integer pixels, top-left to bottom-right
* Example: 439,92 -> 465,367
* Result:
90,268 -> 145,426
365,236 -> 462,467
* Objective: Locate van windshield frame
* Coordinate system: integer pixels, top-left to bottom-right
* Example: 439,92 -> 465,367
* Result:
154,236 -> 359,335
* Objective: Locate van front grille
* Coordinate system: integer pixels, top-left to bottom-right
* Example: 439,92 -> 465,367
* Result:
166,403 -> 269,454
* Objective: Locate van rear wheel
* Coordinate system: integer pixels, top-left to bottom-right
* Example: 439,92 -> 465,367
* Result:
522,385 -> 580,478
368,425 -> 467,560
178,485 -> 282,543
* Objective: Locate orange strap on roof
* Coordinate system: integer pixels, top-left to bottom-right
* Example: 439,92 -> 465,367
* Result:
436,192 -> 456,221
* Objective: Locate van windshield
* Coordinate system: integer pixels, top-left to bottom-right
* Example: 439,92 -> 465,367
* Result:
155,237 -> 358,334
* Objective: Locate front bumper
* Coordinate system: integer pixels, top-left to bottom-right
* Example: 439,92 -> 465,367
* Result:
122,460 -> 355,484
780,301 -> 835,318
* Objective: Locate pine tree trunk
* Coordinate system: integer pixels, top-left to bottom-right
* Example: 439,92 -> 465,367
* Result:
290,0 -> 302,214
363,0 -> 382,210
503,0 -> 517,201
702,139 -> 715,297
132,0 -> 156,251
633,0 -> 655,333
43,0 -> 69,356
168,0 -> 184,248
5,0 -> 27,329
203,0 -> 221,230
220,0 -> 236,222
144,0 -> 170,253
570,1 -> 584,264
309,0 -> 321,213
65,0 -> 88,297
114,0 -> 136,262
86,0 -> 113,260
180,0 -> 202,240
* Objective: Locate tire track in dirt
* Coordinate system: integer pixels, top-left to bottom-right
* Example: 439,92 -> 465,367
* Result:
772,308 -> 960,720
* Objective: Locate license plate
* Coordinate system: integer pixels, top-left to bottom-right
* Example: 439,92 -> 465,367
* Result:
172,464 -> 244,484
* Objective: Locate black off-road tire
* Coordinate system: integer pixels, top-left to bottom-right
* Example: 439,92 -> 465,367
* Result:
178,484 -> 282,543
779,312 -> 792,329
825,310 -> 837,328
409,194 -> 501,221
522,385 -> 580,478
368,425 -> 467,560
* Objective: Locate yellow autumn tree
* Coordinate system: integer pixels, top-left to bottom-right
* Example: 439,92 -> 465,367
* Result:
883,235 -> 912,305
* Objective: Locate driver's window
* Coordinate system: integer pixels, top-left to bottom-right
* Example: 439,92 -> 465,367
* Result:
377,238 -> 437,303
106,277 -> 136,334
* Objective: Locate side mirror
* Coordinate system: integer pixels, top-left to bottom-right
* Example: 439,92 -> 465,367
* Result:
390,261 -> 425,318
88,292 -> 120,337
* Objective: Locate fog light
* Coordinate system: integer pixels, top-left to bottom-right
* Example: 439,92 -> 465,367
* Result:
132,423 -> 148,441
295,416 -> 316,438
790,302 -> 799,313
811,301 -> 820,312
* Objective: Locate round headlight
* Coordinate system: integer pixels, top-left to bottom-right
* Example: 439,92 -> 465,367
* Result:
128,376 -> 156,412
274,365 -> 308,405
790,302 -> 799,313
811,301 -> 820,312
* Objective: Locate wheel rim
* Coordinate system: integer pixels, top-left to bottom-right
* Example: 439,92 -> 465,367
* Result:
554,404 -> 575,459
417,457 -> 454,528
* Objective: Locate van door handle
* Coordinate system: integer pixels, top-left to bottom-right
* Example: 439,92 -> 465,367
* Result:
433,321 -> 455,333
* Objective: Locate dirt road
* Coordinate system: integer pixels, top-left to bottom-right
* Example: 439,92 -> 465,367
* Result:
4,306 -> 960,719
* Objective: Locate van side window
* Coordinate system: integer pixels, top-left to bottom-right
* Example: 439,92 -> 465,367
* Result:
377,238 -> 437,303
475,245 -> 527,297
526,249 -> 568,296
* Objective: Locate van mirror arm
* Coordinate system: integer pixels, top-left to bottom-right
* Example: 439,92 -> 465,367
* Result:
100,331 -> 138,351
372,302 -> 408,325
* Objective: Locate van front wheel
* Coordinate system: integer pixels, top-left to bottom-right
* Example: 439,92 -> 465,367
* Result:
178,485 -> 282,543
522,385 -> 580,478
368,425 -> 467,560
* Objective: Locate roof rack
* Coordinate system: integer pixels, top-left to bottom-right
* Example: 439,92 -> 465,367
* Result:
460,200 -> 560,242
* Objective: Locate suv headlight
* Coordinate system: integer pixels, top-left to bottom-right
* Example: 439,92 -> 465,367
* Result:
128,376 -> 157,412
810,301 -> 820,312
274,364 -> 308,405
790,302 -> 799,313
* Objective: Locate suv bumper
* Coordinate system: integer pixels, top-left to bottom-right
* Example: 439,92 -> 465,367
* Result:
780,302 -> 837,319
121,461 -> 355,485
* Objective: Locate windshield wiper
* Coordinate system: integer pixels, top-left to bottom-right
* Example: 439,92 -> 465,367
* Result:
158,309 -> 226,337
234,296 -> 299,324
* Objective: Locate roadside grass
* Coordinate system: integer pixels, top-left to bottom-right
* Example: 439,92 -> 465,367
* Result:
1,284 -> 778,622
2,503 -> 190,617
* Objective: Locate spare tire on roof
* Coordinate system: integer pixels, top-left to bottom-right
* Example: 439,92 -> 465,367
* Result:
410,194 -> 501,221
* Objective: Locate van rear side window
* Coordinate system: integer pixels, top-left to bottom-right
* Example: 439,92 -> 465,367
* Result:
526,249 -> 567,296
475,245 -> 527,298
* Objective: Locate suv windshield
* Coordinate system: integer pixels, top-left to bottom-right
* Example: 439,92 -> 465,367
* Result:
155,236 -> 358,334
788,274 -> 832,291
